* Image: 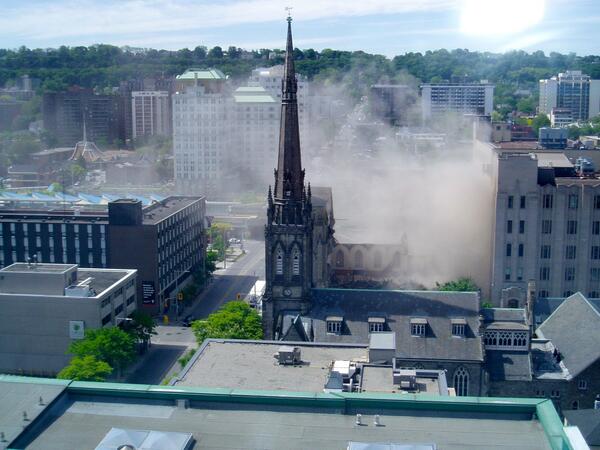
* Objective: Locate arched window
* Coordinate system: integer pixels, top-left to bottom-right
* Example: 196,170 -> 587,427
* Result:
355,250 -> 364,269
335,250 -> 344,268
292,247 -> 301,276
453,366 -> 469,396
275,247 -> 283,275
572,401 -> 579,410
373,250 -> 382,269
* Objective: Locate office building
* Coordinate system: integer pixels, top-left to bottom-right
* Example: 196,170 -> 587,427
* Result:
0,262 -> 136,375
550,107 -> 573,127
172,69 -> 231,195
420,82 -> 494,120
539,70 -> 600,122
0,375 -> 583,450
487,145 -> 600,305
131,90 -> 172,139
369,84 -> 415,125
539,127 -> 568,149
0,196 -> 205,315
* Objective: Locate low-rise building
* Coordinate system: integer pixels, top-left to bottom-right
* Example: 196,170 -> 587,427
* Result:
0,262 -> 136,376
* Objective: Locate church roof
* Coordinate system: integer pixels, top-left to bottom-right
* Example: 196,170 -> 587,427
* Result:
486,351 -> 532,382
537,292 -> 600,378
307,288 -> 484,362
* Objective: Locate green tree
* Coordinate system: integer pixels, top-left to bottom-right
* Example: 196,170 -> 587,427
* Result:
68,327 -> 136,375
209,222 -> 232,261
126,311 -> 157,351
57,355 -> 113,381
192,301 -> 263,344
435,278 -> 479,292
531,113 -> 551,134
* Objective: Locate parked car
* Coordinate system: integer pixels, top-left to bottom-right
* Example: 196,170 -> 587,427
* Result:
182,315 -> 195,327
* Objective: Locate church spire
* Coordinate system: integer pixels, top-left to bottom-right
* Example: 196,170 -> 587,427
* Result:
273,15 -> 304,202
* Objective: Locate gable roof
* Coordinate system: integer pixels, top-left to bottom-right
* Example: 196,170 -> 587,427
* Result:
563,409 -> 600,446
305,288 -> 483,362
536,292 -> 600,378
534,296 -> 600,328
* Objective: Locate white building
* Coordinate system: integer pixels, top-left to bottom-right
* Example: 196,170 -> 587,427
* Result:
550,108 -> 574,128
420,82 -> 494,121
0,262 -> 137,375
131,91 -> 171,139
539,70 -> 600,122
232,86 -> 279,187
172,69 -> 231,195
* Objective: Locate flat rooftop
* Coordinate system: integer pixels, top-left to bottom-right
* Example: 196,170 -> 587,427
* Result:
360,366 -> 445,395
77,269 -> 133,296
173,340 -> 368,391
142,196 -> 203,224
1,262 -> 76,273
1,376 -> 570,450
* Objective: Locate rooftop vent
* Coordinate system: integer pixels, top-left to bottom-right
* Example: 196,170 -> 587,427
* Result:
274,346 -> 301,365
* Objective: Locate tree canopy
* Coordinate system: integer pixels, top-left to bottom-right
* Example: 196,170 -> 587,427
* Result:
192,301 -> 263,344
68,327 -> 136,374
435,278 -> 480,292
57,355 -> 112,381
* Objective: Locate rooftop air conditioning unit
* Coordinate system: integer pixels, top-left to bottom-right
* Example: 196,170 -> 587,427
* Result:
393,369 -> 417,390
274,346 -> 301,365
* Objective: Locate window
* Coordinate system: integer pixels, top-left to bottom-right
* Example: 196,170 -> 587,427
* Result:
572,401 -> 579,410
591,268 -> 600,282
335,250 -> 344,267
507,220 -> 513,234
578,379 -> 588,390
540,245 -> 551,259
368,318 -> 385,333
126,295 -> 135,306
411,319 -> 427,337
589,291 -> 600,298
292,247 -> 300,276
506,243 -> 512,257
354,250 -> 364,269
275,247 -> 283,275
592,246 -> 600,260
517,267 -> 523,281
520,195 -> 526,209
566,245 -> 577,260
451,321 -> 466,337
507,195 -> 514,209
540,267 -> 550,281
563,290 -> 574,297
453,366 -> 469,396
595,195 -> 600,209
565,267 -> 575,281
567,220 -> 578,235
539,290 -> 549,298
542,220 -> 552,234
519,220 -> 525,234
518,243 -> 524,257
326,318 -> 342,334
115,304 -> 123,315
594,221 -> 600,235
550,390 -> 560,398
505,267 -> 511,281
568,194 -> 579,209
543,194 -> 553,209
101,313 -> 112,326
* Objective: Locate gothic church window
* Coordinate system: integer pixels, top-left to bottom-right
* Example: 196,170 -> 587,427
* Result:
453,366 -> 469,396
355,250 -> 364,269
373,250 -> 382,269
275,247 -> 283,275
292,247 -> 301,275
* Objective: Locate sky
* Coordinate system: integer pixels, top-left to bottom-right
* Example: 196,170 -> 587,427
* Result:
1,0 -> 599,56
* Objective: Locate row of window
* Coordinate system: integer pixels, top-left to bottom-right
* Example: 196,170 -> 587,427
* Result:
538,266 -> 600,282
541,193 -> 600,210
275,247 -> 301,276
326,318 -> 467,338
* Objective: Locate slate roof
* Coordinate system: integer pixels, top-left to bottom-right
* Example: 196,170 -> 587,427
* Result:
534,296 -> 600,328
536,292 -> 600,378
486,351 -> 532,382
306,288 -> 483,362
563,409 -> 600,446
482,308 -> 527,324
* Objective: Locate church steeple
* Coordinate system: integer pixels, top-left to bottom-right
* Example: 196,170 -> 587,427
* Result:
273,16 -> 304,203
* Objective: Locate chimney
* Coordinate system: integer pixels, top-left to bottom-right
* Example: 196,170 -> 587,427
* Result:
526,280 -> 536,329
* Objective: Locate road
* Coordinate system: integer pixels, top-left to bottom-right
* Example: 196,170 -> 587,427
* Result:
126,239 -> 265,384
188,238 -> 265,319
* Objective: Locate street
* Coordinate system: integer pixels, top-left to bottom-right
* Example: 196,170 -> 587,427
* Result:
126,238 -> 265,384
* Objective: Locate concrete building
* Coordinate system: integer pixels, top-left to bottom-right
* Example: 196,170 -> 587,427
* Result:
539,70 -> 600,122
0,375 -> 582,450
0,262 -> 136,375
550,107 -> 574,127
131,90 -> 172,139
369,84 -> 415,126
487,144 -> 600,305
420,82 -> 494,121
0,196 -> 205,315
539,127 -> 568,149
172,69 -> 231,195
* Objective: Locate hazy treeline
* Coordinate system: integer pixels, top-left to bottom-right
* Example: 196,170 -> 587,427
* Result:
1,44 -> 600,100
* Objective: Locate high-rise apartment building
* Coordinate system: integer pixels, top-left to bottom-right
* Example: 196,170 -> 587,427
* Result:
420,82 -> 494,120
488,146 -> 600,306
132,91 -> 172,139
172,69 -> 231,195
539,70 -> 600,122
